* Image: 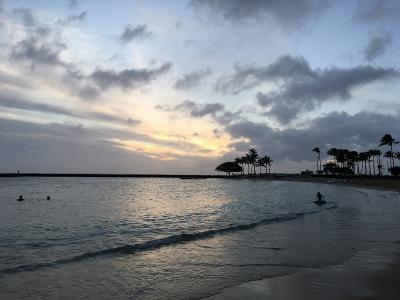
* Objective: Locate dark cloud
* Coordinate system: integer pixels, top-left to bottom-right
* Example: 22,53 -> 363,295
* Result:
362,32 -> 392,61
226,110 -> 400,164
10,8 -> 68,68
158,100 -> 224,117
120,24 -> 151,43
355,0 -> 400,22
215,55 -> 313,94
174,68 -> 212,90
190,0 -> 330,29
88,112 -> 141,126
0,89 -> 143,127
257,64 -> 398,123
90,63 -> 171,91
218,55 -> 398,123
156,100 -> 243,126
0,93 -> 78,117
11,37 -> 67,67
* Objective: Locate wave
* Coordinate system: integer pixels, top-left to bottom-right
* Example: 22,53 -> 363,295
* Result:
1,208 -> 331,275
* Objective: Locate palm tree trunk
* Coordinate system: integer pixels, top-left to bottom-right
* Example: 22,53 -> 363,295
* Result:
372,156 -> 376,176
390,144 -> 394,168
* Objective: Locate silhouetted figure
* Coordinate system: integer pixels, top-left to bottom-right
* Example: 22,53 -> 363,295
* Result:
47,196 -> 50,200
18,195 -> 24,201
314,192 -> 326,205
17,170 -> 19,174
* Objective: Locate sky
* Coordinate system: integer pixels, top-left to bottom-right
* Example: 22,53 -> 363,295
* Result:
0,0 -> 400,174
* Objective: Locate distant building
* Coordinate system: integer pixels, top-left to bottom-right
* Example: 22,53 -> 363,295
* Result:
300,169 -> 314,175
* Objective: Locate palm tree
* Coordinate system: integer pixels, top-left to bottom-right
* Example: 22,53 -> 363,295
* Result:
358,152 -> 369,175
393,151 -> 400,160
327,148 -> 338,164
367,150 -> 374,175
257,158 -> 265,175
384,151 -> 395,170
370,149 -> 381,176
264,156 -> 273,174
244,154 -> 251,175
234,157 -> 244,175
375,149 -> 383,176
379,134 -> 399,168
312,147 -> 321,172
347,151 -> 359,174
248,148 -> 259,175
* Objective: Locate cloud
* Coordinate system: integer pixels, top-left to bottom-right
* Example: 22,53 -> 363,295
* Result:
0,92 -> 78,117
0,88 -> 142,126
120,24 -> 151,43
189,0 -> 331,29
0,70 -> 33,89
355,0 -> 400,22
10,8 -> 68,68
215,55 -> 314,94
90,63 -> 171,91
13,7 -> 36,26
174,68 -> 212,90
218,55 -> 398,123
11,37 -> 67,67
257,64 -> 398,123
156,100 -> 243,125
362,32 -> 392,61
226,110 -> 400,163
157,100 -> 224,117
67,11 -> 87,22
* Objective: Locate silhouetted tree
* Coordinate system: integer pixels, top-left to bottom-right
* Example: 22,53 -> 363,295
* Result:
215,162 -> 243,176
248,148 -> 259,175
234,157 -> 244,175
389,166 -> 400,176
379,133 -> 398,168
257,158 -> 265,175
264,156 -> 273,174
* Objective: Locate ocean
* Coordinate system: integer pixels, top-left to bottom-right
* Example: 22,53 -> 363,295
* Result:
0,177 -> 399,299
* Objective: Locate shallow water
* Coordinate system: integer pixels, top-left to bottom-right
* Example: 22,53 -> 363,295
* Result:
0,177 -> 399,299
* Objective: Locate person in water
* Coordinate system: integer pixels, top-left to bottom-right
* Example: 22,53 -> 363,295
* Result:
18,195 -> 24,201
315,192 -> 325,202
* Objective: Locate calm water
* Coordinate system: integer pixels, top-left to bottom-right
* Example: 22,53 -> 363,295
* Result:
0,177 -> 399,299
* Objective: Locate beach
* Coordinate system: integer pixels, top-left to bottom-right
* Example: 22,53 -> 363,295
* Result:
206,243 -> 400,300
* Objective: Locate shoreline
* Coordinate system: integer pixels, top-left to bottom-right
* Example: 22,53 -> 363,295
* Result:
273,176 -> 400,192
2,173 -> 399,192
204,242 -> 400,300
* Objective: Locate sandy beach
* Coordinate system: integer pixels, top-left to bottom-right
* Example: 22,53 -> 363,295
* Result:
205,243 -> 400,300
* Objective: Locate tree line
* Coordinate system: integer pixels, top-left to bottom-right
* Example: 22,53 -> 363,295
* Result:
215,148 -> 273,176
314,133 -> 400,176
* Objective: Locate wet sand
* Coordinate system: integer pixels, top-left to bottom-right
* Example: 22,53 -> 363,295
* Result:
205,243 -> 400,300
